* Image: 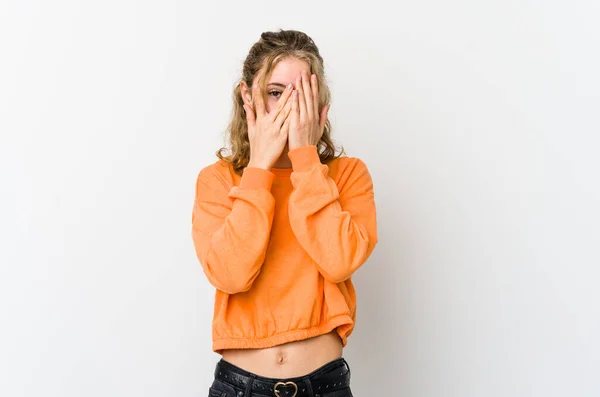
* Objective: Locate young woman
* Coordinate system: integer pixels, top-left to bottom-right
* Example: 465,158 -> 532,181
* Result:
192,29 -> 378,397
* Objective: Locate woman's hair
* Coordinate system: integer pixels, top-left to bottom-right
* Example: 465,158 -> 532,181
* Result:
216,29 -> 345,175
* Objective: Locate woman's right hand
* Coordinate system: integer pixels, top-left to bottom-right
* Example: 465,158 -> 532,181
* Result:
243,80 -> 295,170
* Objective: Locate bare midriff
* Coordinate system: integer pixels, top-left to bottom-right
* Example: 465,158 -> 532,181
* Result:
221,331 -> 343,378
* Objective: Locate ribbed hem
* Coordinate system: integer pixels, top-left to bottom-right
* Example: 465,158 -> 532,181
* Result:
213,315 -> 353,354
239,166 -> 275,190
288,145 -> 321,172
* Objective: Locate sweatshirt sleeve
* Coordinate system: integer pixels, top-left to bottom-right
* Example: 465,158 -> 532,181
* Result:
191,164 -> 275,294
287,145 -> 378,283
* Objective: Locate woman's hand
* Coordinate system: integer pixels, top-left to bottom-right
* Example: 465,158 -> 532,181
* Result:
243,80 -> 294,170
288,70 -> 330,151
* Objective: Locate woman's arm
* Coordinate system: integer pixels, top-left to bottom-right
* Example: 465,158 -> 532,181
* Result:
287,145 -> 378,283
191,165 -> 275,294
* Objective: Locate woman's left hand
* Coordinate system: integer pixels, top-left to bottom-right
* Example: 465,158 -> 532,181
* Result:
288,70 -> 330,150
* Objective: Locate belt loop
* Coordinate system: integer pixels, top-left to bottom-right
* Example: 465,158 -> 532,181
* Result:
244,373 -> 255,396
302,376 -> 313,397
343,357 -> 351,379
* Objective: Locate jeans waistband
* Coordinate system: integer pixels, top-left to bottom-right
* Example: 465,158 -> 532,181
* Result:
214,357 -> 351,397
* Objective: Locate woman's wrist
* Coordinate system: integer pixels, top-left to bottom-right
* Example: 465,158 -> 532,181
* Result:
247,161 -> 272,171
248,154 -> 273,170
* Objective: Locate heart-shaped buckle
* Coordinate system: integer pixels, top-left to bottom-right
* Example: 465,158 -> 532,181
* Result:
273,381 -> 298,397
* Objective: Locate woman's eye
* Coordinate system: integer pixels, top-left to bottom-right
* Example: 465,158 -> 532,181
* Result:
269,90 -> 282,98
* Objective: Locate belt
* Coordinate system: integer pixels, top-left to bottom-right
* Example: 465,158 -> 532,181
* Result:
214,358 -> 351,397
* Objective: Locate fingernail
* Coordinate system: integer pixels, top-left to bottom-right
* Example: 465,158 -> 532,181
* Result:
287,82 -> 292,90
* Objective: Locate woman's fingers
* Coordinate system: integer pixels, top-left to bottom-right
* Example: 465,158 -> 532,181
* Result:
301,71 -> 314,120
295,74 -> 307,122
252,77 -> 266,118
243,104 -> 256,129
311,74 -> 319,117
274,92 -> 293,128
291,89 -> 299,124
271,82 -> 294,120
280,112 -> 292,138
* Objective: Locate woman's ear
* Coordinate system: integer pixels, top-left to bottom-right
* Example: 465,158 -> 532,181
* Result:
240,81 -> 252,106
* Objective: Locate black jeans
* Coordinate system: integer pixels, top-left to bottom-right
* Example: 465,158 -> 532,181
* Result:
207,357 -> 353,397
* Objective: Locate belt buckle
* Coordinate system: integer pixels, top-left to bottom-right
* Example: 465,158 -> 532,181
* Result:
274,381 -> 298,397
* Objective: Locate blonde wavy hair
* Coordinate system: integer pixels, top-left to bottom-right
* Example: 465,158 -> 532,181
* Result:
216,29 -> 345,175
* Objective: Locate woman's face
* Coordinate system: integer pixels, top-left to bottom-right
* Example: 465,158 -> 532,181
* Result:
242,57 -> 310,114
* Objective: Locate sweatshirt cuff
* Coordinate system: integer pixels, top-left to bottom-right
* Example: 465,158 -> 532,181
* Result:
240,166 -> 275,190
288,145 -> 321,172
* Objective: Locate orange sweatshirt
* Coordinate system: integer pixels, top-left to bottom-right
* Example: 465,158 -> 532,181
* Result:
191,145 -> 378,353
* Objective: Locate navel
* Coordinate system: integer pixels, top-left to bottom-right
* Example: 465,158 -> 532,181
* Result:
276,351 -> 287,365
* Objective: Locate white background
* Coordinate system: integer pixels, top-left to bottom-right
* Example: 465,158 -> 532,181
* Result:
1,1 -> 599,396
